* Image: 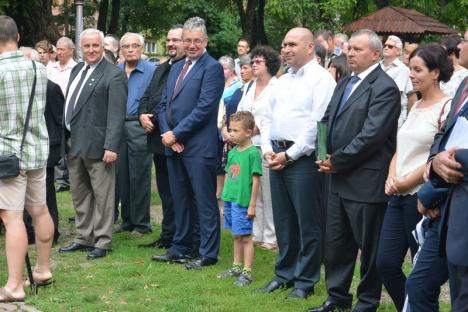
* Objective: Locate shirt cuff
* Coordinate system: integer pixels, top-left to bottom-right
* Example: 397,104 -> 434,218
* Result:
286,144 -> 302,161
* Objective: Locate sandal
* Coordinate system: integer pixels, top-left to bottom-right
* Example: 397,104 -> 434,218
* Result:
24,277 -> 54,288
0,287 -> 25,303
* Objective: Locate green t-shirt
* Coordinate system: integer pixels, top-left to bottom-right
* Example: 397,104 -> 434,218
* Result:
221,145 -> 263,207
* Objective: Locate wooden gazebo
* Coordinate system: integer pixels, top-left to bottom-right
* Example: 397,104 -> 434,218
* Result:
343,6 -> 458,43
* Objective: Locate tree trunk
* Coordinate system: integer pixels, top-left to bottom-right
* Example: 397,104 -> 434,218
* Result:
234,0 -> 268,48
97,0 -> 109,33
107,0 -> 121,35
256,0 -> 268,45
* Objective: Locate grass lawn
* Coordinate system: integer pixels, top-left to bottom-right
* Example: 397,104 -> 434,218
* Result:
0,184 -> 451,311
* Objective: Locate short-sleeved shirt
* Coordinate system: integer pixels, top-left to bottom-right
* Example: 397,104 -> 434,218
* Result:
221,145 -> 262,207
0,51 -> 49,170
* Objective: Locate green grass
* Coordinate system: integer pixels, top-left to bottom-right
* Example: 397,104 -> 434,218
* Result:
0,189 -> 451,311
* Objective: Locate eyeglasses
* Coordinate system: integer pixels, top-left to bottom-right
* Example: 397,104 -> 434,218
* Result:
384,44 -> 396,49
166,38 -> 182,43
182,38 -> 205,46
250,59 -> 265,65
121,44 -> 142,50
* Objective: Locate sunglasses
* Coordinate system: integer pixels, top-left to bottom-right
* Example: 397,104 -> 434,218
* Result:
384,44 -> 396,49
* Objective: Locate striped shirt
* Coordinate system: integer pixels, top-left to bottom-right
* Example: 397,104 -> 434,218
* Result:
0,51 -> 49,170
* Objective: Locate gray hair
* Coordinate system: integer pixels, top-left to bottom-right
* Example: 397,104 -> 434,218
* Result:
334,33 -> 348,44
239,54 -> 251,66
386,35 -> 403,50
120,32 -> 145,47
56,37 -> 75,50
80,28 -> 105,46
218,55 -> 235,72
351,29 -> 382,51
183,16 -> 207,37
19,46 -> 39,61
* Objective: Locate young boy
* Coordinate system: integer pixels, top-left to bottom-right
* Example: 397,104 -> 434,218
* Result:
218,111 -> 262,286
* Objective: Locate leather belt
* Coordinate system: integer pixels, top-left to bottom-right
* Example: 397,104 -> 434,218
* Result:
271,140 -> 294,149
125,115 -> 139,121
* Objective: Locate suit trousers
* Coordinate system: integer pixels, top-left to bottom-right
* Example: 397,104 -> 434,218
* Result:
153,153 -> 175,244
252,155 -> 276,245
167,155 -> 218,259
269,155 -> 322,290
324,192 -> 386,311
450,263 -> 468,312
376,194 -> 421,311
405,218 -> 449,312
69,155 -> 115,250
116,120 -> 152,233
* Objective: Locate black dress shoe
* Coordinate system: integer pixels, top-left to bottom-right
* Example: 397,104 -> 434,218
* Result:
287,287 -> 314,299
308,300 -> 351,312
253,279 -> 292,293
184,257 -> 218,270
138,239 -> 171,249
151,251 -> 191,263
59,242 -> 93,253
87,248 -> 109,260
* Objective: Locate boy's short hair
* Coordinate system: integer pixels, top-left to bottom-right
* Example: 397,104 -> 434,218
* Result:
230,111 -> 256,131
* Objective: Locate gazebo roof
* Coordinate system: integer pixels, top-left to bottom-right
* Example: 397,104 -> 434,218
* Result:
343,6 -> 458,35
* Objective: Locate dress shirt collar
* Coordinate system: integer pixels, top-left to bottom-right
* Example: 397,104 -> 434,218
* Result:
120,59 -> 146,73
353,62 -> 380,81
0,50 -> 22,59
380,58 -> 404,71
51,58 -> 77,71
288,58 -> 318,77
185,50 -> 206,66
85,56 -> 104,69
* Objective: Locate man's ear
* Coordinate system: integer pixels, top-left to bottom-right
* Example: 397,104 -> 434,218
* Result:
17,34 -> 20,43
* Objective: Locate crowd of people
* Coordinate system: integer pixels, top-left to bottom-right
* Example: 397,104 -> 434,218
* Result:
0,13 -> 468,312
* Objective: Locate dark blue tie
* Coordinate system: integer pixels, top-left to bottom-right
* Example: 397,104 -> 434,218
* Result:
336,75 -> 360,115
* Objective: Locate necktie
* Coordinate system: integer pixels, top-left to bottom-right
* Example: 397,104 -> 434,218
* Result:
454,79 -> 468,114
336,75 -> 360,114
66,65 -> 90,126
172,60 -> 192,100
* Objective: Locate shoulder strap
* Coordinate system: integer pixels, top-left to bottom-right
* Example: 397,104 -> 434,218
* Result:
20,61 -> 37,154
438,97 -> 452,131
245,80 -> 254,94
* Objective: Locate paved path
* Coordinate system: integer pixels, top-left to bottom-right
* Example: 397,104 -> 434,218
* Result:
0,302 -> 41,312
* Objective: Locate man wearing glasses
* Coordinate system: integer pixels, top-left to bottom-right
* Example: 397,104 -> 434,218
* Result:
115,32 -> 156,236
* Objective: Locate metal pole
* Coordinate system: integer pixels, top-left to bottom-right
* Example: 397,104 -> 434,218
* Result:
74,0 -> 84,60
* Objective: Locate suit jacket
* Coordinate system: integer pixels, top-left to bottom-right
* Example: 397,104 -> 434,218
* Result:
138,59 -> 182,154
322,65 -> 401,203
45,80 -> 64,167
428,80 -> 468,265
157,52 -> 224,157
64,59 -> 127,160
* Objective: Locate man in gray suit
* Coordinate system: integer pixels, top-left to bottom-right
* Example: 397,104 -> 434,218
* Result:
59,28 -> 127,260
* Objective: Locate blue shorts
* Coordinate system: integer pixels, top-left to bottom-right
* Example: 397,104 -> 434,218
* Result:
223,201 -> 253,236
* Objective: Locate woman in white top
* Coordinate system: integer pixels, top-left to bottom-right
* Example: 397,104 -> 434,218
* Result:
236,46 -> 281,250
376,43 -> 453,312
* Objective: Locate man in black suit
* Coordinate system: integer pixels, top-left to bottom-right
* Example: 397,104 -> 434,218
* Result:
59,28 -> 127,260
311,29 -> 400,312
427,32 -> 468,311
138,24 -> 185,249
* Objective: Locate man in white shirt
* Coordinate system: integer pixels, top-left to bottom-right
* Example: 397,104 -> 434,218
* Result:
47,37 -> 77,97
380,35 -> 416,127
255,27 -> 336,299
234,38 -> 250,77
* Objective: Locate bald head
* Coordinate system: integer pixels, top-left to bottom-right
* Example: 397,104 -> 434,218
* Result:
282,27 -> 315,71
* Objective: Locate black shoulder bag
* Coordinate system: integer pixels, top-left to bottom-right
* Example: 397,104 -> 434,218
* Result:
0,61 -> 37,179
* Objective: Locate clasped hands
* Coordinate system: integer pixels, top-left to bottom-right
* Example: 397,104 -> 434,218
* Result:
315,155 -> 336,173
263,151 -> 287,171
161,131 -> 184,153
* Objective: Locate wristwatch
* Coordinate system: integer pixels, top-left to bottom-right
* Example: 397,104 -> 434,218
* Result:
285,152 -> 294,165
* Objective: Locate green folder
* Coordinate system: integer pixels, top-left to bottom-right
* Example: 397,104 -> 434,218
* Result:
317,121 -> 328,161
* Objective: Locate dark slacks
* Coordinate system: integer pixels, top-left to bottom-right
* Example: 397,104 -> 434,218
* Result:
116,120 -> 152,233
324,192 -> 386,312
153,153 -> 175,244
167,155 -> 218,259
451,264 -> 468,312
269,155 -> 322,290
376,194 -> 421,311
406,219 -> 449,312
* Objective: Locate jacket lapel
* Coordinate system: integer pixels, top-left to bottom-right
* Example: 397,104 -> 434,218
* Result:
65,63 -> 84,99
328,77 -> 349,126
171,53 -> 208,100
445,80 -> 467,131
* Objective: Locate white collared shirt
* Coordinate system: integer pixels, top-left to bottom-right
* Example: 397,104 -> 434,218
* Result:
64,58 -> 102,131
47,58 -> 77,96
260,59 -> 337,160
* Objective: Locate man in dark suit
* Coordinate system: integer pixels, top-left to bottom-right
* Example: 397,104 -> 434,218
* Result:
311,29 -> 400,312
426,34 -> 468,311
58,28 -> 127,260
138,24 -> 185,249
153,17 -> 224,269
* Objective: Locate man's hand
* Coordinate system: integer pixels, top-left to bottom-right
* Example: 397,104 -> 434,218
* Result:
247,205 -> 256,219
103,150 -> 117,164
432,147 -> 463,184
139,114 -> 155,133
417,199 -> 440,220
269,152 -> 287,171
170,142 -> 184,153
161,131 -> 177,147
316,155 -> 336,173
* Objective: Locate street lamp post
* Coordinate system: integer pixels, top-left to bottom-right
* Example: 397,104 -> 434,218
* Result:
74,0 -> 84,59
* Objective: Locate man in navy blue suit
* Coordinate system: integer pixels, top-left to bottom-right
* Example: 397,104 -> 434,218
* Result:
153,16 -> 224,270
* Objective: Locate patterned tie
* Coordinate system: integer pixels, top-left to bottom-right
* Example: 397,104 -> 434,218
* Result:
66,65 -> 90,126
336,75 -> 360,115
454,79 -> 468,114
172,60 -> 192,100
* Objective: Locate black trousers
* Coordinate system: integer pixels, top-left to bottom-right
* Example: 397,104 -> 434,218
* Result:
324,192 -> 386,312
153,153 -> 175,244
269,155 -> 322,290
451,264 -> 468,312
